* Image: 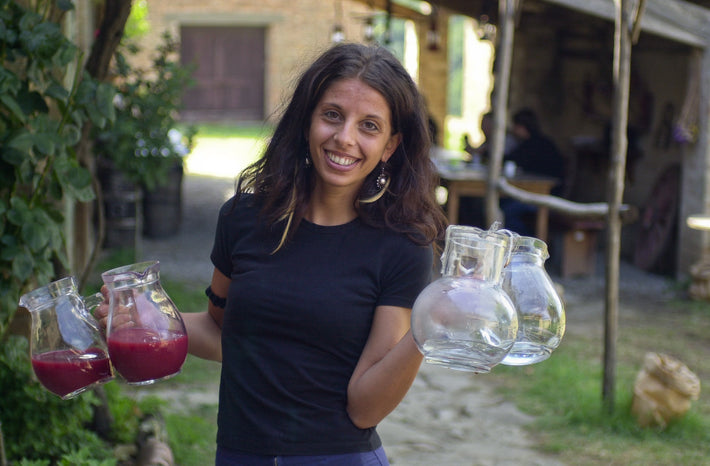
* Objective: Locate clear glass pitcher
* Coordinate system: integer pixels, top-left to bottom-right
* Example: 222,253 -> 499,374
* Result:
501,236 -> 565,365
101,260 -> 188,385
18,276 -> 114,399
411,224 -> 519,373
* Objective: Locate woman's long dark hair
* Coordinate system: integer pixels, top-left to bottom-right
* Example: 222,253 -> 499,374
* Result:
237,42 -> 447,250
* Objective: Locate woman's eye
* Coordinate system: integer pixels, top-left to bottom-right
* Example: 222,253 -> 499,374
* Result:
362,121 -> 379,131
323,110 -> 340,120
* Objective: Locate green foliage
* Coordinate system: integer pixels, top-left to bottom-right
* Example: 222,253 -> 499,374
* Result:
124,0 -> 150,40
0,337 -> 114,463
93,32 -> 197,191
447,15 -> 464,117
0,0 -> 114,335
166,413 -> 218,465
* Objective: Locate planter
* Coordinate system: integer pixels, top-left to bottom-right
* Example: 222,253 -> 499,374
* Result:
97,158 -> 142,250
142,162 -> 183,239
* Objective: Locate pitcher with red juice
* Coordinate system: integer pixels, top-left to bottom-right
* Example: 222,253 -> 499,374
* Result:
101,260 -> 188,385
19,277 -> 114,399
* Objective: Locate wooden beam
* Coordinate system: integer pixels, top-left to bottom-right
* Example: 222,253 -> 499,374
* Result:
602,0 -> 634,413
485,0 -> 518,228
631,0 -> 647,44
497,178 -> 638,222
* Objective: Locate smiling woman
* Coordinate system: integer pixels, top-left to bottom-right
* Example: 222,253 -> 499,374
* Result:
175,42 -> 448,465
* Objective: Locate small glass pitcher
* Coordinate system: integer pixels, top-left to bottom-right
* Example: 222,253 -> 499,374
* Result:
501,236 -> 566,365
101,260 -> 188,385
19,277 -> 114,399
411,224 -> 519,373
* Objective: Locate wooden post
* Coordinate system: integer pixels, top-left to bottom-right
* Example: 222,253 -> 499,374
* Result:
603,0 -> 634,412
485,0 -> 517,228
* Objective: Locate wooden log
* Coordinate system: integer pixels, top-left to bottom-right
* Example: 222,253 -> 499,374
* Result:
497,178 -> 638,222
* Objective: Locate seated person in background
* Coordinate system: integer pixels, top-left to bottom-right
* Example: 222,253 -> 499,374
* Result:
463,111 -> 516,165
501,108 -> 565,236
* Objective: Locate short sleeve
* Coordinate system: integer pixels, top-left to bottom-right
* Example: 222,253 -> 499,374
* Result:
378,240 -> 434,309
210,197 -> 237,278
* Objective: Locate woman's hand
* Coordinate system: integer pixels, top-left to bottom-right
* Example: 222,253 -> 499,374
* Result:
92,285 -> 134,331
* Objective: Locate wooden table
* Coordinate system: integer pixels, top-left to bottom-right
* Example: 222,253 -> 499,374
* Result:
437,165 -> 558,242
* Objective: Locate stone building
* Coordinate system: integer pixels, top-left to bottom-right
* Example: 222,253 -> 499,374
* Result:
133,0 -> 451,126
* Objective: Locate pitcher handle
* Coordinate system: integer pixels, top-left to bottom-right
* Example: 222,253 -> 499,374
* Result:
83,292 -> 105,312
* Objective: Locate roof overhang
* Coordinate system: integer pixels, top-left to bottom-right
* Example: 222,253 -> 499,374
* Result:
366,0 -> 710,48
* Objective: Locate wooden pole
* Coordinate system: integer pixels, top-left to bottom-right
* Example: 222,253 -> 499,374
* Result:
485,0 -> 517,228
603,0 -> 634,412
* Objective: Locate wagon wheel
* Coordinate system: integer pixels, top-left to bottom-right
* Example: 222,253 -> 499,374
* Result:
634,164 -> 681,273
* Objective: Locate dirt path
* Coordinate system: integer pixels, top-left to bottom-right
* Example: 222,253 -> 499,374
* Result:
378,363 -> 565,466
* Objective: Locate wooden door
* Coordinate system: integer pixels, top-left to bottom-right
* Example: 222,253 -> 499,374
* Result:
180,26 -> 265,121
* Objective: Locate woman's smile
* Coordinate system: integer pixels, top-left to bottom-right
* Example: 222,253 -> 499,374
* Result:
326,150 -> 358,168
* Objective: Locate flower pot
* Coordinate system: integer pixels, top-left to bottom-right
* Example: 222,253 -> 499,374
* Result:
97,158 -> 142,250
142,162 -> 183,239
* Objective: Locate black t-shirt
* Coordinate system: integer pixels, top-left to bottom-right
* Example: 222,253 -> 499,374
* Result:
210,195 -> 433,455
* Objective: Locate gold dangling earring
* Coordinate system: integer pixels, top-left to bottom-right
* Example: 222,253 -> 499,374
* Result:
305,151 -> 312,167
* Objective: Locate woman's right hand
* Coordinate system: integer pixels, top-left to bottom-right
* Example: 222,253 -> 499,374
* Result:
93,285 -> 134,331
93,285 -> 110,331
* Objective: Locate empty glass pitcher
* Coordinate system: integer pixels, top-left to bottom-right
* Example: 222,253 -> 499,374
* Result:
19,276 -> 114,399
411,224 -> 519,373
101,260 -> 188,385
501,236 -> 565,365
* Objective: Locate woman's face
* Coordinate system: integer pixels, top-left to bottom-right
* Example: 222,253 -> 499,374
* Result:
308,78 -> 401,197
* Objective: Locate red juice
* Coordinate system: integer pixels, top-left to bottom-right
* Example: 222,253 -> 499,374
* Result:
31,348 -> 113,399
107,327 -> 188,384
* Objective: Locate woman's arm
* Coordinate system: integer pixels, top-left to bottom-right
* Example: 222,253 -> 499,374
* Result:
346,305 -> 423,429
181,268 -> 230,362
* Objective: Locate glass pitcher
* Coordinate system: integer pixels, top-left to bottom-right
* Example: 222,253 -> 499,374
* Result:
19,276 -> 114,399
101,260 -> 188,385
501,236 -> 565,365
411,224 -> 519,373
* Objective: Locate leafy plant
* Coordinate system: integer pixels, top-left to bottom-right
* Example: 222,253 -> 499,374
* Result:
93,32 -> 196,192
0,0 -> 117,462
0,0 -> 114,335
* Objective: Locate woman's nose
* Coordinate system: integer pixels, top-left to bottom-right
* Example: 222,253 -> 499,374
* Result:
334,122 -> 356,147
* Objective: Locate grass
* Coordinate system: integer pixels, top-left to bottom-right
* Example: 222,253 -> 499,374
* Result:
182,123 -> 272,179
191,122 -> 273,139
492,300 -> 710,465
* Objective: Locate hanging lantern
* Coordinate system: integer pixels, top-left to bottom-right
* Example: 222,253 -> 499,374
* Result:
331,25 -> 345,43
332,0 -> 344,43
427,5 -> 441,51
384,0 -> 392,45
364,16 -> 375,44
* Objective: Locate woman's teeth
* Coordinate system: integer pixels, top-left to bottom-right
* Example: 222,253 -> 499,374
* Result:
327,151 -> 356,166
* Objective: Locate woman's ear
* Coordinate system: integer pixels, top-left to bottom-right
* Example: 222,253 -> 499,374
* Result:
382,133 -> 402,163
